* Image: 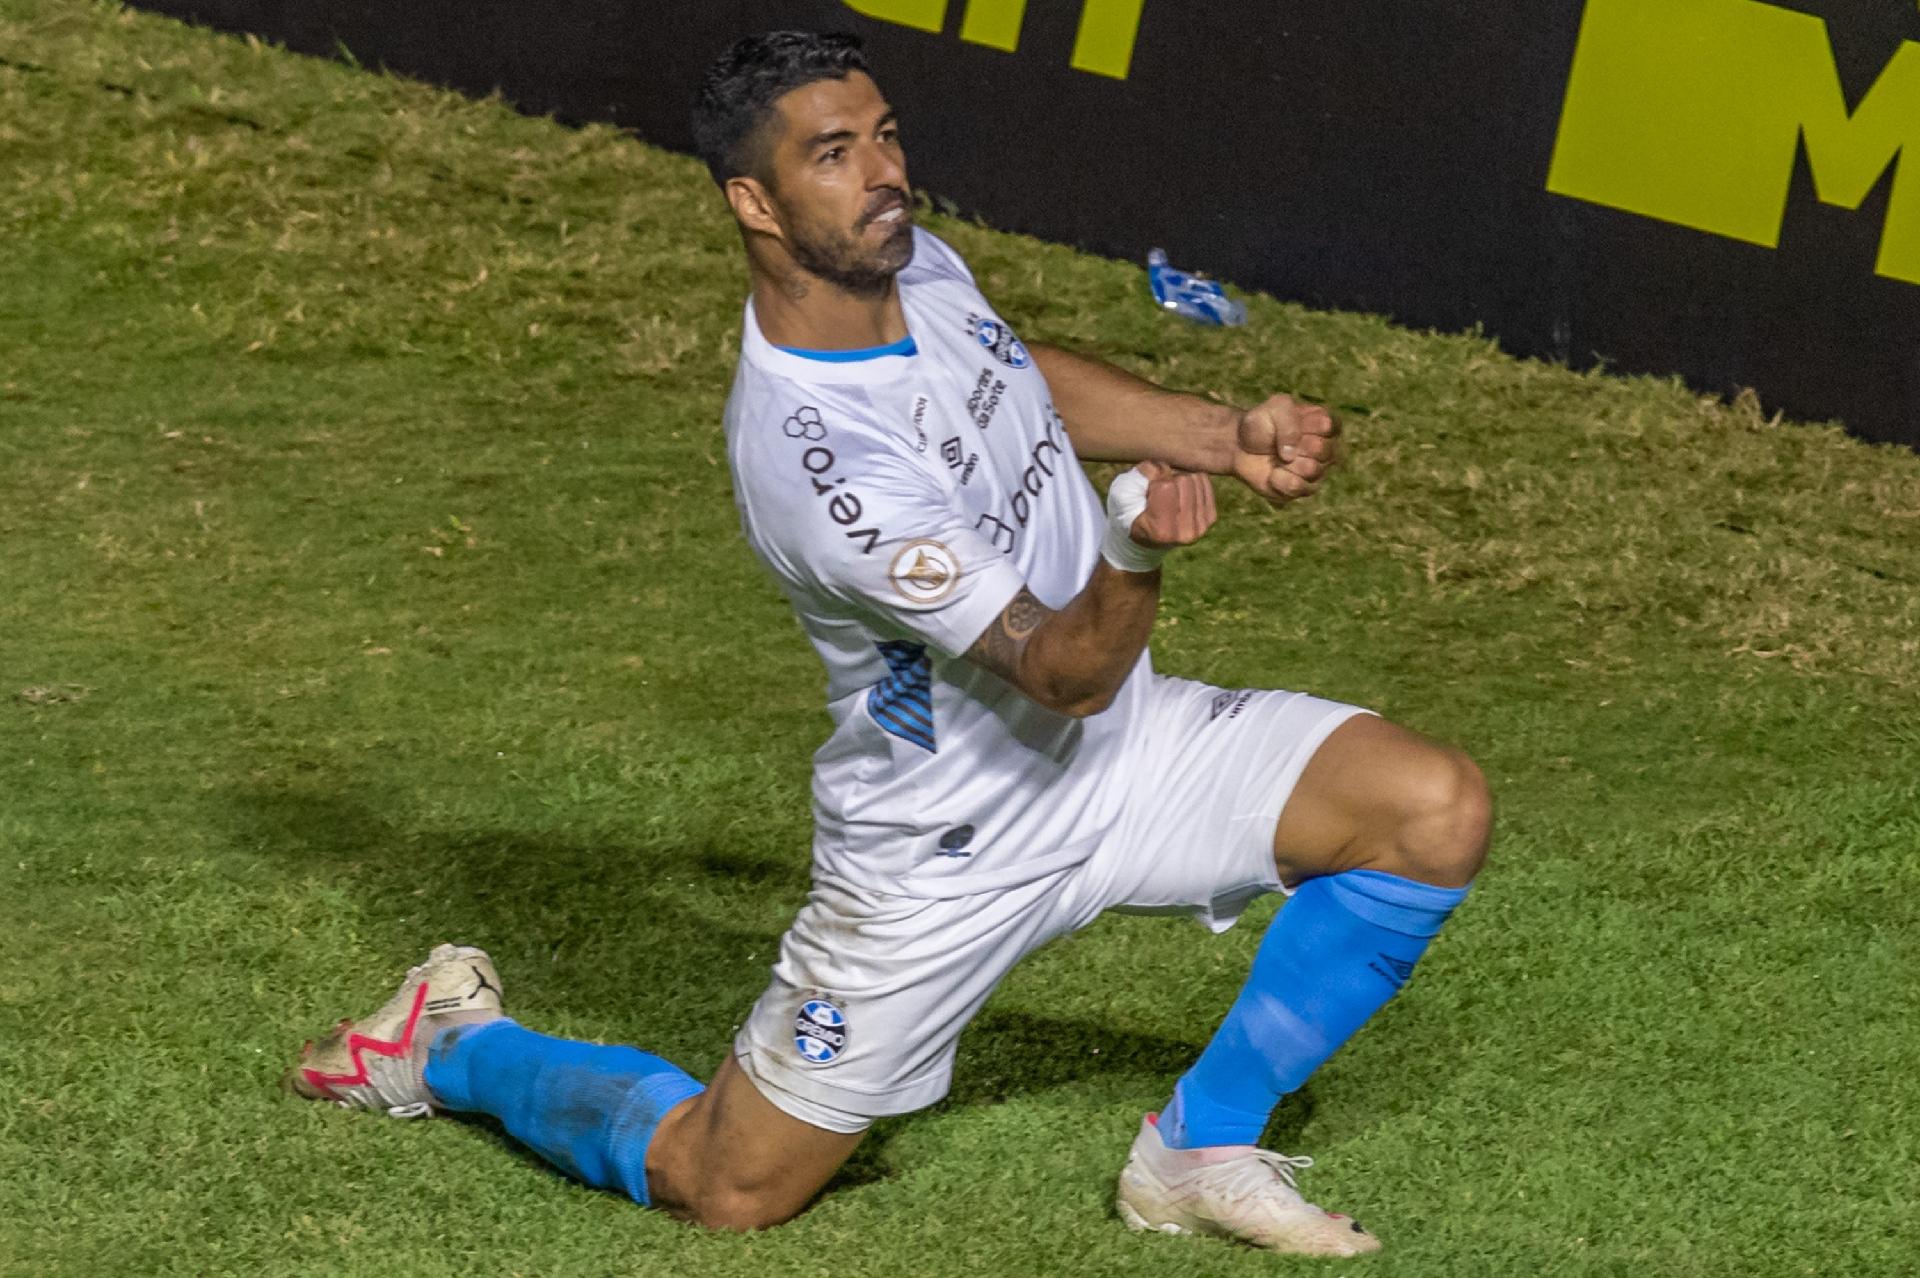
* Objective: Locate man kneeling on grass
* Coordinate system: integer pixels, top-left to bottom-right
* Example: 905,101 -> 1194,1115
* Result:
290,31 -> 1491,1258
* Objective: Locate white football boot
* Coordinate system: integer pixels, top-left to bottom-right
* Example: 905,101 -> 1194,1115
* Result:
287,943 -> 503,1119
1116,1113 -> 1382,1257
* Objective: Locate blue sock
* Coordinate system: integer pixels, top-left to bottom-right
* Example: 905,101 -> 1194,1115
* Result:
1160,869 -> 1470,1149
423,1019 -> 706,1205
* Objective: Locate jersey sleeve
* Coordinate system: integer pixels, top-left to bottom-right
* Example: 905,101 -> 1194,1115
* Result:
746,420 -> 1025,659
899,227 -> 979,290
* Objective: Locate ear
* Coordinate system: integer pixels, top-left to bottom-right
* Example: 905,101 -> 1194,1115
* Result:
725,176 -> 784,241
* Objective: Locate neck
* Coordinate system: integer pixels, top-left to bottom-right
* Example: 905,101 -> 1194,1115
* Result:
750,260 -> 908,352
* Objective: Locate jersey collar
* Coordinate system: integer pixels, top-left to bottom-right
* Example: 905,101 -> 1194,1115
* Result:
741,298 -> 920,386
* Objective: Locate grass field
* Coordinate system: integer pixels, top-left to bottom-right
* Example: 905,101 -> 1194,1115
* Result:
4,3 -> 1919,1274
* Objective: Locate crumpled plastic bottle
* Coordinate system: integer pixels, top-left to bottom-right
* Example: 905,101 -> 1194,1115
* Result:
1148,248 -> 1247,327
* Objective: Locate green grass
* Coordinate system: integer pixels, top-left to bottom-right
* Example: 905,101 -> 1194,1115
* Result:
3,3 -> 1918,1274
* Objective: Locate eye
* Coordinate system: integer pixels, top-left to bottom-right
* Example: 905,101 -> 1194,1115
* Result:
879,126 -> 900,145
819,146 -> 845,165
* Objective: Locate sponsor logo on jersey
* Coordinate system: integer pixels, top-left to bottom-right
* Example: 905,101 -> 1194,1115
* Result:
1210,690 -> 1254,722
783,405 -> 828,441
795,994 -> 849,1066
940,435 -> 980,485
967,370 -> 1009,430
887,538 -> 962,605
780,405 -> 884,555
975,511 -> 1017,555
910,394 -> 932,452
971,410 -> 1068,556
967,313 -> 1031,369
936,824 -> 976,857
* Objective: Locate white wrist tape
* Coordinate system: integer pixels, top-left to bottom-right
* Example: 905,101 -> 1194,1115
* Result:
1101,466 -> 1169,574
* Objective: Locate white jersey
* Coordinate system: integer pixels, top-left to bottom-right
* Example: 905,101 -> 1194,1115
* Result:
724,228 -> 1151,898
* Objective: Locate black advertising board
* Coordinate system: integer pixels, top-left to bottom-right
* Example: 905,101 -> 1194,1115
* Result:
125,0 -> 1920,448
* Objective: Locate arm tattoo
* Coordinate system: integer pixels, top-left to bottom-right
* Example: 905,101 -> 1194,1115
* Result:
964,587 -> 1053,684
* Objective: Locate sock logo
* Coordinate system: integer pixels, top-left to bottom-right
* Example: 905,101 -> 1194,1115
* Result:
1368,952 -> 1417,989
795,995 -> 850,1066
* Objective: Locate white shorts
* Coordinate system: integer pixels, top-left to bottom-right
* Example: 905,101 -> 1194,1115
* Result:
733,674 -> 1371,1133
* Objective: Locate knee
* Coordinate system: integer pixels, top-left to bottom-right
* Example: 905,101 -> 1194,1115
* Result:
686,1184 -> 803,1233
1388,746 -> 1492,887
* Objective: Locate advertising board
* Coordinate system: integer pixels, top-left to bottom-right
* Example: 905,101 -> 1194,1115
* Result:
128,0 -> 1920,447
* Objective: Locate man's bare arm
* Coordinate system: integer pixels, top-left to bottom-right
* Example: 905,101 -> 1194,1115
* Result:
963,463 -> 1215,718
963,571 -> 1160,718
1029,342 -> 1339,508
1030,342 -> 1238,474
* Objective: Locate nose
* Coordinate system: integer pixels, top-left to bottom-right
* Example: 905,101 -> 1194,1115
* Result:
865,139 -> 908,192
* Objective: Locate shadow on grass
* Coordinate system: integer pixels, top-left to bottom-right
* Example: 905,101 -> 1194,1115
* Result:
946,1009 -> 1317,1150
948,1008 -> 1203,1108
229,782 -> 795,1047
238,784 -> 801,891
237,783 -> 1320,1196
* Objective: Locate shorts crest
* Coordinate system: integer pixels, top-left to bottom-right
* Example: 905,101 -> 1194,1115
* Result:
795,993 -> 849,1066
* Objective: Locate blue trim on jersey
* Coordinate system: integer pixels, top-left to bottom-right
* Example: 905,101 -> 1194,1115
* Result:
774,335 -> 918,363
868,641 -> 935,753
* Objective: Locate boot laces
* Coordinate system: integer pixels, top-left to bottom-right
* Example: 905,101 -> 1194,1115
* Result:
1211,1149 -> 1319,1210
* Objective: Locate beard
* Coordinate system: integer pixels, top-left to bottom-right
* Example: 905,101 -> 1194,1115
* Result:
785,191 -> 916,299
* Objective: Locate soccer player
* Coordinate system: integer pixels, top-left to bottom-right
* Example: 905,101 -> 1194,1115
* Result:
289,31 -> 1490,1258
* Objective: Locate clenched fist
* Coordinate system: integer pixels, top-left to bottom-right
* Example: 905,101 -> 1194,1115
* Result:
1130,460 -> 1217,549
1231,394 -> 1341,507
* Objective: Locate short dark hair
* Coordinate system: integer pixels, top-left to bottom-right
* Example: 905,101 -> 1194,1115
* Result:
691,31 -> 871,186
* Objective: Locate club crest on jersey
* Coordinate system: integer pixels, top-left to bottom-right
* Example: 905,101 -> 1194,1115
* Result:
795,995 -> 849,1066
967,313 -> 1031,370
887,538 -> 962,605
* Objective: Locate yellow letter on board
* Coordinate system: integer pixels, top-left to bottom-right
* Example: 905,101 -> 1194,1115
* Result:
1549,0 -> 1920,285
1070,0 -> 1147,79
842,0 -> 948,35
960,0 -> 1027,52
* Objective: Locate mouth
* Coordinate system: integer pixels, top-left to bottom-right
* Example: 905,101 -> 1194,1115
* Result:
862,192 -> 911,230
